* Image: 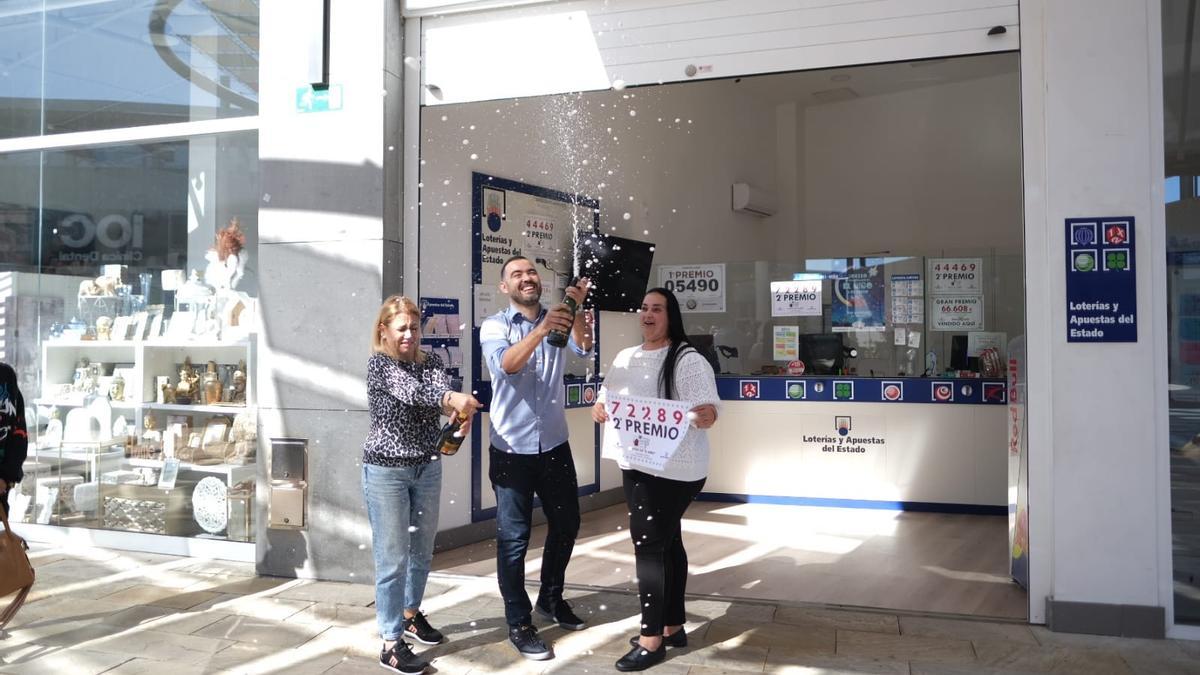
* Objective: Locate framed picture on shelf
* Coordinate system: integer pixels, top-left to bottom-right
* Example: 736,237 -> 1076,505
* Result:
147,305 -> 165,340
202,416 -> 232,449
111,316 -> 132,341
131,311 -> 149,342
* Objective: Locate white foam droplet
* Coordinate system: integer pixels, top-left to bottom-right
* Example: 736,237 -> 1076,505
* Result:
623,213 -> 631,220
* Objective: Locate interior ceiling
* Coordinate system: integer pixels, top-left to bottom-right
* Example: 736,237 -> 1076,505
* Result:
732,52 -> 1018,108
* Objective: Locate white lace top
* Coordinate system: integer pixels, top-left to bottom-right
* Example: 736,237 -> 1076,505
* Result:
599,344 -> 720,482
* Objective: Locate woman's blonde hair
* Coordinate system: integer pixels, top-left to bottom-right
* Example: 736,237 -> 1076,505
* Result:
372,295 -> 425,362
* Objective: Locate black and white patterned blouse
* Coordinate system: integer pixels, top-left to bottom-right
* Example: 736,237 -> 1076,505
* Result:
362,351 -> 452,467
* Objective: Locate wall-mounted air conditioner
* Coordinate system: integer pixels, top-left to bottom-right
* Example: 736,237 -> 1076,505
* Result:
731,182 -> 776,217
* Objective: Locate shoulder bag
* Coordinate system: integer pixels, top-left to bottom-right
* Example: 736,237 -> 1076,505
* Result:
0,501 -> 34,630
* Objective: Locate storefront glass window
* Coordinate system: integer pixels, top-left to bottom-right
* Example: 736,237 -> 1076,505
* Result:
0,0 -> 258,139
1165,0 -> 1200,626
0,131 -> 259,542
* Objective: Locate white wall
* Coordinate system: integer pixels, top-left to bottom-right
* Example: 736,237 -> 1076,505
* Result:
1019,0 -> 1169,625
804,72 -> 1023,257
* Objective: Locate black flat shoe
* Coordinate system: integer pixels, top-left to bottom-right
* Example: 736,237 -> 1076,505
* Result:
615,641 -> 666,671
628,628 -> 686,649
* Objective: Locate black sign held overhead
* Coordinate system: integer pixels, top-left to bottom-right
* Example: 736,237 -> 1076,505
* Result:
575,232 -> 656,313
1065,217 -> 1136,342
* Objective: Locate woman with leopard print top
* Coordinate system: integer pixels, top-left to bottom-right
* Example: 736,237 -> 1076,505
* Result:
363,295 -> 479,674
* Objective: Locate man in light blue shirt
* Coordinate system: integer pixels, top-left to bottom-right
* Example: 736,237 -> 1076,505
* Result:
479,255 -> 592,661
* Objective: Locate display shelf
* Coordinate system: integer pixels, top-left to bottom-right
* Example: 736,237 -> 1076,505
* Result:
125,458 -> 255,485
142,402 -> 251,414
34,397 -> 138,411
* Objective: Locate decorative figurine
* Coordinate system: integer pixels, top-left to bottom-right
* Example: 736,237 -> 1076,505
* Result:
202,360 -> 222,405
205,217 -> 247,291
175,357 -> 198,404
160,380 -> 176,405
227,359 -> 247,404
95,316 -> 113,341
109,371 -> 125,402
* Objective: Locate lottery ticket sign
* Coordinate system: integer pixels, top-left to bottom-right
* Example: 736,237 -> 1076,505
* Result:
1065,217 -> 1136,342
600,393 -> 692,472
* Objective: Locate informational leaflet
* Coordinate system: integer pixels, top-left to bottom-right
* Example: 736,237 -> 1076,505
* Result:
660,264 -> 725,313
773,325 -> 799,360
771,280 -> 822,317
890,273 -> 924,324
832,266 -> 885,332
930,258 -> 983,295
600,393 -> 693,472
931,296 -> 985,331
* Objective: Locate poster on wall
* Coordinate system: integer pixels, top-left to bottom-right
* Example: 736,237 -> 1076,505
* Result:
472,171 -> 601,391
931,296 -> 984,331
890,273 -> 924,324
930,258 -> 982,295
659,264 -> 725,313
773,325 -> 799,360
771,280 -> 821,317
832,266 -> 885,332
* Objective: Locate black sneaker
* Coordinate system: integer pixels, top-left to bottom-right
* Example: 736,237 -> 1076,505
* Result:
508,623 -> 553,661
379,641 -> 429,674
535,598 -> 587,631
403,611 -> 445,645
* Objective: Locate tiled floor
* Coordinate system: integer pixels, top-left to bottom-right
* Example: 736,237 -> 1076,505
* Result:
0,542 -> 1196,674
435,502 -> 1029,619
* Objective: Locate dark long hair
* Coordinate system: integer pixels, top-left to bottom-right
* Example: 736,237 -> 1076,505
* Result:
645,288 -> 694,400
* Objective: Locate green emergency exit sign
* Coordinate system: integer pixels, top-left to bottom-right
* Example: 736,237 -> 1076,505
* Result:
296,85 -> 343,113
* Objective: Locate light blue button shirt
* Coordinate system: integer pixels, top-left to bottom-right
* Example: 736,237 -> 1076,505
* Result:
480,305 -> 590,454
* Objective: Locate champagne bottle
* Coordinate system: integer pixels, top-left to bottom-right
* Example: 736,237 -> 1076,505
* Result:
438,411 -> 469,455
545,294 -> 577,348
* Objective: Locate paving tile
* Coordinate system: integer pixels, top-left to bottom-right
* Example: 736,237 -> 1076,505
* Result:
7,596 -> 129,625
972,638 -> 1133,674
141,609 -> 234,636
1031,626 -> 1190,661
685,599 -> 778,623
181,573 -> 296,595
287,602 -> 377,628
188,593 -> 316,621
909,664 -> 1046,675
766,654 -> 911,674
836,629 -> 977,664
98,584 -> 222,610
99,603 -> 178,629
1117,652 -> 1200,675
101,658 -> 209,675
82,628 -> 237,665
273,580 -> 377,606
773,606 -> 899,634
191,614 -> 328,648
704,619 -> 835,656
0,647 -> 132,674
900,615 -> 1039,644
666,637 -> 771,671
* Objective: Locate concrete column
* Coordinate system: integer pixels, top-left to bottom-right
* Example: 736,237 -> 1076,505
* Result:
255,0 -> 403,580
1020,0 -> 1169,635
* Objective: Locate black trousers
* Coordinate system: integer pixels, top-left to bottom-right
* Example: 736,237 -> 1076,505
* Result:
489,442 -> 581,627
622,469 -> 705,636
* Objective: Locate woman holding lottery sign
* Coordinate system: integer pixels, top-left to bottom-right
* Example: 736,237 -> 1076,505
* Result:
592,288 -> 719,672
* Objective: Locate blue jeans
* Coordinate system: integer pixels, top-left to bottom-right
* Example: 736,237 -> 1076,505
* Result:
489,442 -> 580,627
363,460 -> 442,641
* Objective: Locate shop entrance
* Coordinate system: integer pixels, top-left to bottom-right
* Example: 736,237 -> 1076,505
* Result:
417,53 -> 1028,620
